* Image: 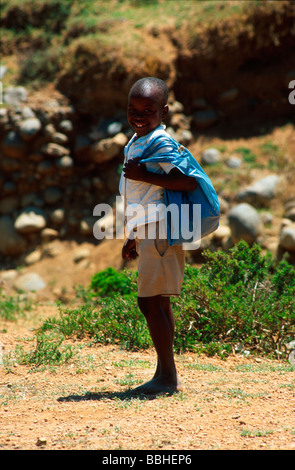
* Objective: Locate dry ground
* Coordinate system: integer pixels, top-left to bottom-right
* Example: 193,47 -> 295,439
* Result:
0,240 -> 294,451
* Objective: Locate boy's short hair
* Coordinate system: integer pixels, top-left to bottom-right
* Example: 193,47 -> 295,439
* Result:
129,77 -> 169,106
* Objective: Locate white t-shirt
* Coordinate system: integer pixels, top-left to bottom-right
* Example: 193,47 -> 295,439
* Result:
119,125 -> 175,236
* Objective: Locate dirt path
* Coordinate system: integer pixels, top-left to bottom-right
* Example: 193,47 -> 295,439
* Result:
1,301 -> 294,451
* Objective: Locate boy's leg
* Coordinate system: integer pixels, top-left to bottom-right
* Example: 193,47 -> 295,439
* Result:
135,295 -> 182,394
153,296 -> 175,378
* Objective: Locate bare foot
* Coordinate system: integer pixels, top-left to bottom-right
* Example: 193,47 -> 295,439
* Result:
130,376 -> 184,395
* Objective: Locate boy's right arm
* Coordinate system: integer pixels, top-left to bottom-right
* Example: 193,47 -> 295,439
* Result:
122,237 -> 138,260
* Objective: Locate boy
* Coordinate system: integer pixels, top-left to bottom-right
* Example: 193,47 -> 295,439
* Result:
120,77 -> 197,394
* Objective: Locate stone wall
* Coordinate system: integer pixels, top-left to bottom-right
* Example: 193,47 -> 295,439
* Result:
0,88 -> 195,263
1,87 -> 295,267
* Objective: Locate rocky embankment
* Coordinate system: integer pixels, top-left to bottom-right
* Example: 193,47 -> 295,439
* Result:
0,85 -> 295,284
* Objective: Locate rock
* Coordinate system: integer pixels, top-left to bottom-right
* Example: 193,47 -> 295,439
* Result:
49,208 -> 65,225
228,203 -> 262,245
36,437 -> 47,447
0,216 -> 27,256
56,155 -> 73,169
24,249 -> 42,265
193,109 -> 218,129
225,155 -> 242,169
14,273 -> 45,293
18,117 -> 41,141
58,119 -> 74,135
51,132 -> 68,145
41,142 -> 70,158
237,175 -> 282,206
168,100 -> 184,114
107,121 -> 123,135
201,148 -> 221,165
14,207 -> 46,234
73,248 -> 90,263
3,86 -> 27,106
20,106 -> 36,119
283,201 -> 295,221
213,224 -> 231,241
0,269 -> 18,282
1,130 -> 27,159
177,129 -> 193,145
90,133 -> 127,163
41,228 -> 59,241
279,224 -> 295,252
80,216 -> 96,236
170,113 -> 191,129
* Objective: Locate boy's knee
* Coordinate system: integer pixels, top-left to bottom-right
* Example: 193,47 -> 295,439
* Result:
137,296 -> 148,316
137,295 -> 161,317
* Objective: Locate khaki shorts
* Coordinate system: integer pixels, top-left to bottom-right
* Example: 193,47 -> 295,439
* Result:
135,224 -> 185,298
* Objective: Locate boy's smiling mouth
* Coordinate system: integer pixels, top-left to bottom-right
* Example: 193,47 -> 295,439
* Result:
134,123 -> 146,128
133,122 -> 148,131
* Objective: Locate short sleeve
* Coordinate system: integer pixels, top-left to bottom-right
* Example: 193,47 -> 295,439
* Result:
159,161 -> 175,174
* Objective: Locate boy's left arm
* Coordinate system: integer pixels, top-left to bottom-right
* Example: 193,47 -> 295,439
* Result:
123,159 -> 197,192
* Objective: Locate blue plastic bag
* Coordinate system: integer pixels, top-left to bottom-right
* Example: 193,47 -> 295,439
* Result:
139,133 -> 220,247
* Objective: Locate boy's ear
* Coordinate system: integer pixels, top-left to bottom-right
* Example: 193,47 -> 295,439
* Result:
162,104 -> 169,119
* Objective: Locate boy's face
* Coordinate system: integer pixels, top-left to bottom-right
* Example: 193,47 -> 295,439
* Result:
127,89 -> 168,137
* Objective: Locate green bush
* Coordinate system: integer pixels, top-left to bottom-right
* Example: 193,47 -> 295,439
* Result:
38,242 -> 295,360
90,267 -> 136,297
173,242 -> 295,357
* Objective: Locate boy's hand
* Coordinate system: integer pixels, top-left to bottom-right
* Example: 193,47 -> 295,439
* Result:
123,158 -> 147,181
122,238 -> 138,260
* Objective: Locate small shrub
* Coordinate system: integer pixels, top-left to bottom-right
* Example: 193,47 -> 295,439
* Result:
173,242 -> 295,357
90,267 -> 136,297
16,330 -> 75,366
0,291 -> 31,322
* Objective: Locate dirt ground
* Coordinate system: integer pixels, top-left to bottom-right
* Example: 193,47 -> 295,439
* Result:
0,238 -> 295,452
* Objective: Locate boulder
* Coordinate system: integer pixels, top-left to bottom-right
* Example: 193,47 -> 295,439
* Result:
228,203 -> 262,245
41,142 -> 70,158
14,207 -> 46,234
3,86 -> 27,106
90,133 -> 127,164
237,175 -> 282,206
279,224 -> 295,252
14,272 -> 46,292
201,148 -> 221,165
18,117 -> 42,141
